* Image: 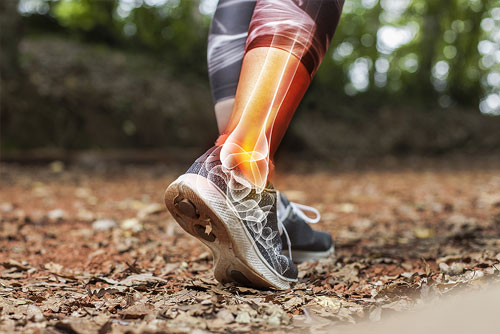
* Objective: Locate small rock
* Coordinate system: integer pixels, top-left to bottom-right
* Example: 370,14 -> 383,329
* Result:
439,262 -> 465,275
414,227 -> 433,239
92,219 -> 118,231
27,305 -> 44,322
235,311 -> 251,324
77,209 -> 95,221
48,209 -> 66,220
338,203 -> 356,213
267,312 -> 281,326
121,218 -> 143,232
464,270 -> 484,281
439,262 -> 450,272
0,202 -> 14,212
449,262 -> 465,274
216,309 -> 234,322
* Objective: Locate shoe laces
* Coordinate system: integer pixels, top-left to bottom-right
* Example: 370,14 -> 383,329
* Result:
277,192 -> 322,260
289,202 -> 321,224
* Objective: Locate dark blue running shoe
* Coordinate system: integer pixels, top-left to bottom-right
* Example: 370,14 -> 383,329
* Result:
164,146 -> 297,290
278,192 -> 335,262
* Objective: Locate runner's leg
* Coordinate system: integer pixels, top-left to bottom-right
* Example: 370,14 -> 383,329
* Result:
217,0 -> 344,188
207,0 -> 256,134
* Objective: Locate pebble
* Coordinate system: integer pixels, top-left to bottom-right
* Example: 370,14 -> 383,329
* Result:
1,202 -> 14,212
27,305 -> 44,322
216,309 -> 234,322
92,219 -> 118,231
48,209 -> 66,220
121,218 -> 143,232
267,312 -> 281,326
235,311 -> 251,324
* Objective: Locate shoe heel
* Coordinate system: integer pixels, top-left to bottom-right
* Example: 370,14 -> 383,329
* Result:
164,182 -> 218,243
164,175 -> 292,290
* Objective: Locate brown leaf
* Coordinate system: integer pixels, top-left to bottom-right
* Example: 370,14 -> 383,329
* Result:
120,304 -> 154,319
2,260 -> 31,271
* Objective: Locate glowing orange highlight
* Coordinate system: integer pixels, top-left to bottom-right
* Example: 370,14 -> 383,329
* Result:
219,47 -> 310,189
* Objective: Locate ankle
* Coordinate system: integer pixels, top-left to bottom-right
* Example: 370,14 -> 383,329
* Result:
220,142 -> 269,189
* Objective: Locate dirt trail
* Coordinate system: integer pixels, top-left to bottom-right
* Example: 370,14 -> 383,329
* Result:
1,158 -> 499,333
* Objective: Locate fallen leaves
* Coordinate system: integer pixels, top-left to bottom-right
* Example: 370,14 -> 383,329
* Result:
1,161 -> 500,333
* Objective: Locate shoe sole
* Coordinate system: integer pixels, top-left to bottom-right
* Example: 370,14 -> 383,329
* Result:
164,173 -> 296,290
283,246 -> 335,263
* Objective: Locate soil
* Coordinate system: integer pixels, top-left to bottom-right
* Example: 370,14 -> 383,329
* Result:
1,156 -> 500,333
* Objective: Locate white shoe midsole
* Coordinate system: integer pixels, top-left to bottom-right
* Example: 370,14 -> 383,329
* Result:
172,173 -> 297,287
283,246 -> 335,263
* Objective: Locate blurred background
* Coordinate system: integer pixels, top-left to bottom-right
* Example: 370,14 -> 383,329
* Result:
1,0 -> 500,161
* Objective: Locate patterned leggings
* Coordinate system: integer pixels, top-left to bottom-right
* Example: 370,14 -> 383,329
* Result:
207,0 -> 344,103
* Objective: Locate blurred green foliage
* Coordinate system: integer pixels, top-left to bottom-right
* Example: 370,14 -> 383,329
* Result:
53,0 -> 111,30
315,0 -> 499,112
2,0 -> 500,152
16,0 -> 500,111
36,0 -> 210,75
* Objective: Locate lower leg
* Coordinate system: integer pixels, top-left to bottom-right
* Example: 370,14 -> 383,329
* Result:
217,0 -> 344,189
218,47 -> 310,189
208,0 -> 256,133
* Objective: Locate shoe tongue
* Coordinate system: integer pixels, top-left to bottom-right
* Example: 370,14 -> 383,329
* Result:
278,192 -> 290,206
276,192 -> 288,236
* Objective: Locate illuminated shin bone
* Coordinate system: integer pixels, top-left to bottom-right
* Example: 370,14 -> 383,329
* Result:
220,47 -> 308,190
194,0 -> 344,275
219,0 -> 337,189
198,0 -> 344,274
217,24 -> 314,274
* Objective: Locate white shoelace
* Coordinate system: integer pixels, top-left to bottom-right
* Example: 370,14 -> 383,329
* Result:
288,202 -> 321,224
277,192 -> 322,260
279,220 -> 293,261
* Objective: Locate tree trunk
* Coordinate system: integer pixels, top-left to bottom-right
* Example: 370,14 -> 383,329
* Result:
416,0 -> 442,104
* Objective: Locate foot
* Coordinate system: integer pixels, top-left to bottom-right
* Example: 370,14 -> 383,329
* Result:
164,146 -> 298,290
278,192 -> 335,262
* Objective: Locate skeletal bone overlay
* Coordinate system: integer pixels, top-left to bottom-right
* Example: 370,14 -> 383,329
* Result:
217,0 -> 344,190
203,0 -> 344,275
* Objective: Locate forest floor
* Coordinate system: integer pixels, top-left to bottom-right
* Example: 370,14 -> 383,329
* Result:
1,155 -> 500,333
